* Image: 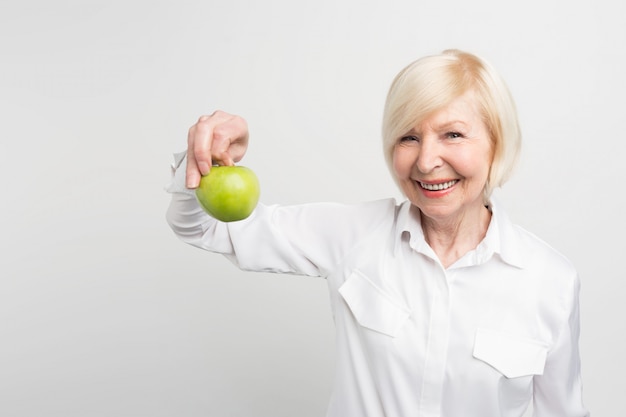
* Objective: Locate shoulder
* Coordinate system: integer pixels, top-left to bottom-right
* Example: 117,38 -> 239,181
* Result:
492,199 -> 580,303
492,200 -> 577,282
511,224 -> 581,311
514,225 -> 577,276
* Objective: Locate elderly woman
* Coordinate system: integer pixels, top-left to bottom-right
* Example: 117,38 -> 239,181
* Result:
166,49 -> 589,416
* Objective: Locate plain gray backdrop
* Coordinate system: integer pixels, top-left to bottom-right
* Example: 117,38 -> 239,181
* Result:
1,0 -> 623,416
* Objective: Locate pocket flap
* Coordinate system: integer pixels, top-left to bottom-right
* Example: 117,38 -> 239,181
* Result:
473,328 -> 548,378
339,270 -> 411,337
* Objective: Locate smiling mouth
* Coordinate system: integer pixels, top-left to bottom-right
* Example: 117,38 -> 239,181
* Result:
419,180 -> 459,191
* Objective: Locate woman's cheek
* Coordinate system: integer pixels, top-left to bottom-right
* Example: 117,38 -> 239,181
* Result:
392,148 -> 411,179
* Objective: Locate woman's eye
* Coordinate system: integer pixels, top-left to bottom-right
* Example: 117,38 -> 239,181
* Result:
446,131 -> 463,139
400,135 -> 419,142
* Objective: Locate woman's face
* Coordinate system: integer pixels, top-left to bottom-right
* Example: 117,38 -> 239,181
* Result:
392,92 -> 493,223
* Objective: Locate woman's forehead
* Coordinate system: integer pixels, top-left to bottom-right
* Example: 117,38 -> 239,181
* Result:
409,92 -> 483,131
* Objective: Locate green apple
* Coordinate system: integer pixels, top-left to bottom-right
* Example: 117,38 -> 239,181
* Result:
195,165 -> 260,222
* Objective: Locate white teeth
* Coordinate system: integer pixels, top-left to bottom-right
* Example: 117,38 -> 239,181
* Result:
419,180 -> 458,191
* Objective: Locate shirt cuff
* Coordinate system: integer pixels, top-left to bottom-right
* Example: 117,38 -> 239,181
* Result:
165,151 -> 195,197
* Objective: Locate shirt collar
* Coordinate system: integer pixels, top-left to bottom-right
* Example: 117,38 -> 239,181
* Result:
485,197 -> 526,268
394,197 -> 526,269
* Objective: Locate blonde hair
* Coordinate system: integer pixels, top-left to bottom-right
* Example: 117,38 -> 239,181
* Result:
382,49 -> 521,200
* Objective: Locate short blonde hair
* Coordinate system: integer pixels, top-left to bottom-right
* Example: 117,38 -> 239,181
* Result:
382,49 -> 521,200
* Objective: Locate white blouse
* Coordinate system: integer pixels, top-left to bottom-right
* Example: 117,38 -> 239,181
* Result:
166,153 -> 589,417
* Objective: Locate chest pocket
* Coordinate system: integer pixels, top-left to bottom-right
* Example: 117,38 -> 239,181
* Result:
339,270 -> 411,338
473,328 -> 548,378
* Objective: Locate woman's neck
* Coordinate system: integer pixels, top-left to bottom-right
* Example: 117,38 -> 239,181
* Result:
420,205 -> 492,269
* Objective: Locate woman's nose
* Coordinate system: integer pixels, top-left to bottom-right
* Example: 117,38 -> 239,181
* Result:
416,138 -> 443,173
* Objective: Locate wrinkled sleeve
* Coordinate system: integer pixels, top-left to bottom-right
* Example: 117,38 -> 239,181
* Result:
533,275 -> 589,417
165,152 -> 395,278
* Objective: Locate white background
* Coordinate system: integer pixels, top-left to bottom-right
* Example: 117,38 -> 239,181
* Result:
1,0 -> 623,416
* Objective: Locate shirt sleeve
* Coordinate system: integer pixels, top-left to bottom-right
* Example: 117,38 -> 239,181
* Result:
532,274 -> 590,417
165,152 -> 395,278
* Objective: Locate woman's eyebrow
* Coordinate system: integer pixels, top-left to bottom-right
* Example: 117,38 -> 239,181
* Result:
436,120 -> 469,130
405,119 -> 469,136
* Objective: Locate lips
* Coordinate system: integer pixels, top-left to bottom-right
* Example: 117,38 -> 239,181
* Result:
419,180 -> 459,191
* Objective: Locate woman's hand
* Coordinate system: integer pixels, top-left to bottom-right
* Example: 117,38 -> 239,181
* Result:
185,110 -> 249,189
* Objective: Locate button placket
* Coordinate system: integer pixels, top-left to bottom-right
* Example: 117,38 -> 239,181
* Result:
418,270 -> 451,416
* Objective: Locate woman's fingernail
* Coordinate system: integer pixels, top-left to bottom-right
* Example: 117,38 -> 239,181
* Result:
186,173 -> 199,188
